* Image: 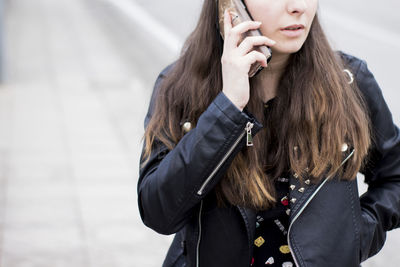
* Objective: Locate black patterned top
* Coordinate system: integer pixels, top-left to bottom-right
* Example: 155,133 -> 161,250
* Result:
250,175 -> 295,267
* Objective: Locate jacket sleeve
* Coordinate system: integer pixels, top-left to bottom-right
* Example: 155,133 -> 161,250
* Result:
137,65 -> 262,235
355,60 -> 400,262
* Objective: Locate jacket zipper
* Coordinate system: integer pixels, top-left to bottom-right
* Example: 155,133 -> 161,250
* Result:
287,148 -> 355,267
196,200 -> 203,267
197,122 -> 254,195
195,122 -> 253,266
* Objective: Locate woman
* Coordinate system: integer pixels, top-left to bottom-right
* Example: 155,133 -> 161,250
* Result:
138,0 -> 400,266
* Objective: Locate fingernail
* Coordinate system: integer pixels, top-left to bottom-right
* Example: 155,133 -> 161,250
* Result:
271,40 -> 276,44
256,21 -> 262,24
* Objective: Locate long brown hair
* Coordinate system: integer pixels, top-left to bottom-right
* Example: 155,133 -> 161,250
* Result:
142,0 -> 371,210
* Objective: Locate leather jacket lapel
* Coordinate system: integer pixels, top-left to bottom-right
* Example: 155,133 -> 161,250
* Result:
288,147 -> 355,221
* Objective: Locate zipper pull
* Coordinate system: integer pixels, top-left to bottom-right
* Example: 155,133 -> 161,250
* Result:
245,122 -> 254,146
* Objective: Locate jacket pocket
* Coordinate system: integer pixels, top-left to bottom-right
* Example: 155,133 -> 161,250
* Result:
359,208 -> 386,263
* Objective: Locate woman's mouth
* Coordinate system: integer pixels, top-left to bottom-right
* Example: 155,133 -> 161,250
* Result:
280,24 -> 305,37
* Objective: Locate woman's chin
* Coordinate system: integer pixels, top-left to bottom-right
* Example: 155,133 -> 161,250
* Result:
271,42 -> 305,56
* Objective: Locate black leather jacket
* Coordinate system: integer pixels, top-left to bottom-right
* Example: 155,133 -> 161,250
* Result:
138,52 -> 400,267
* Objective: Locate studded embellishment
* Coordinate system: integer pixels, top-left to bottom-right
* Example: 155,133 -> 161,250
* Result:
254,236 -> 265,247
277,177 -> 289,182
290,184 -> 296,190
265,257 -> 275,265
281,196 -> 289,206
290,198 -> 297,204
279,245 -> 291,254
293,173 -> 299,178
305,179 -> 311,185
182,121 -> 192,133
256,222 -> 260,228
341,143 -> 348,152
298,187 -> 305,193
282,261 -> 294,267
286,209 -> 291,215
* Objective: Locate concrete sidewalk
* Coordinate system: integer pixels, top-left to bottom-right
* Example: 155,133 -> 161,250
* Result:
0,0 -> 171,266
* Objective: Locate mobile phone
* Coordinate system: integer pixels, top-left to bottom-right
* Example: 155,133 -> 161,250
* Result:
218,0 -> 272,77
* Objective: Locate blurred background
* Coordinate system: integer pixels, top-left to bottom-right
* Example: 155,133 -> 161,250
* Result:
0,0 -> 399,266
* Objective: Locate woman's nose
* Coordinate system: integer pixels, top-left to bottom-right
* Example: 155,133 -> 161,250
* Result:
287,0 -> 308,15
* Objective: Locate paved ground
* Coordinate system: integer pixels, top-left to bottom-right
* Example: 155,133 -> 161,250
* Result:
0,0 -> 399,266
1,0 -> 172,266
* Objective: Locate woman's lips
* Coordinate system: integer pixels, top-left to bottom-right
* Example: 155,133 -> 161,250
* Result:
280,24 -> 305,37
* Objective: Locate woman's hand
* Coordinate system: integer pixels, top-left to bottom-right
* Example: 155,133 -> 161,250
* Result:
221,10 -> 276,111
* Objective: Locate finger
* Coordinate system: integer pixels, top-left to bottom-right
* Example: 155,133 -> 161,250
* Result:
237,36 -> 276,55
223,10 -> 236,51
223,10 -> 232,40
227,20 -> 263,49
244,50 -> 268,68
230,20 -> 263,39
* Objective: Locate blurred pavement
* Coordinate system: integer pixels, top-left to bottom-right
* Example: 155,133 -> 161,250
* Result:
0,0 -> 399,266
